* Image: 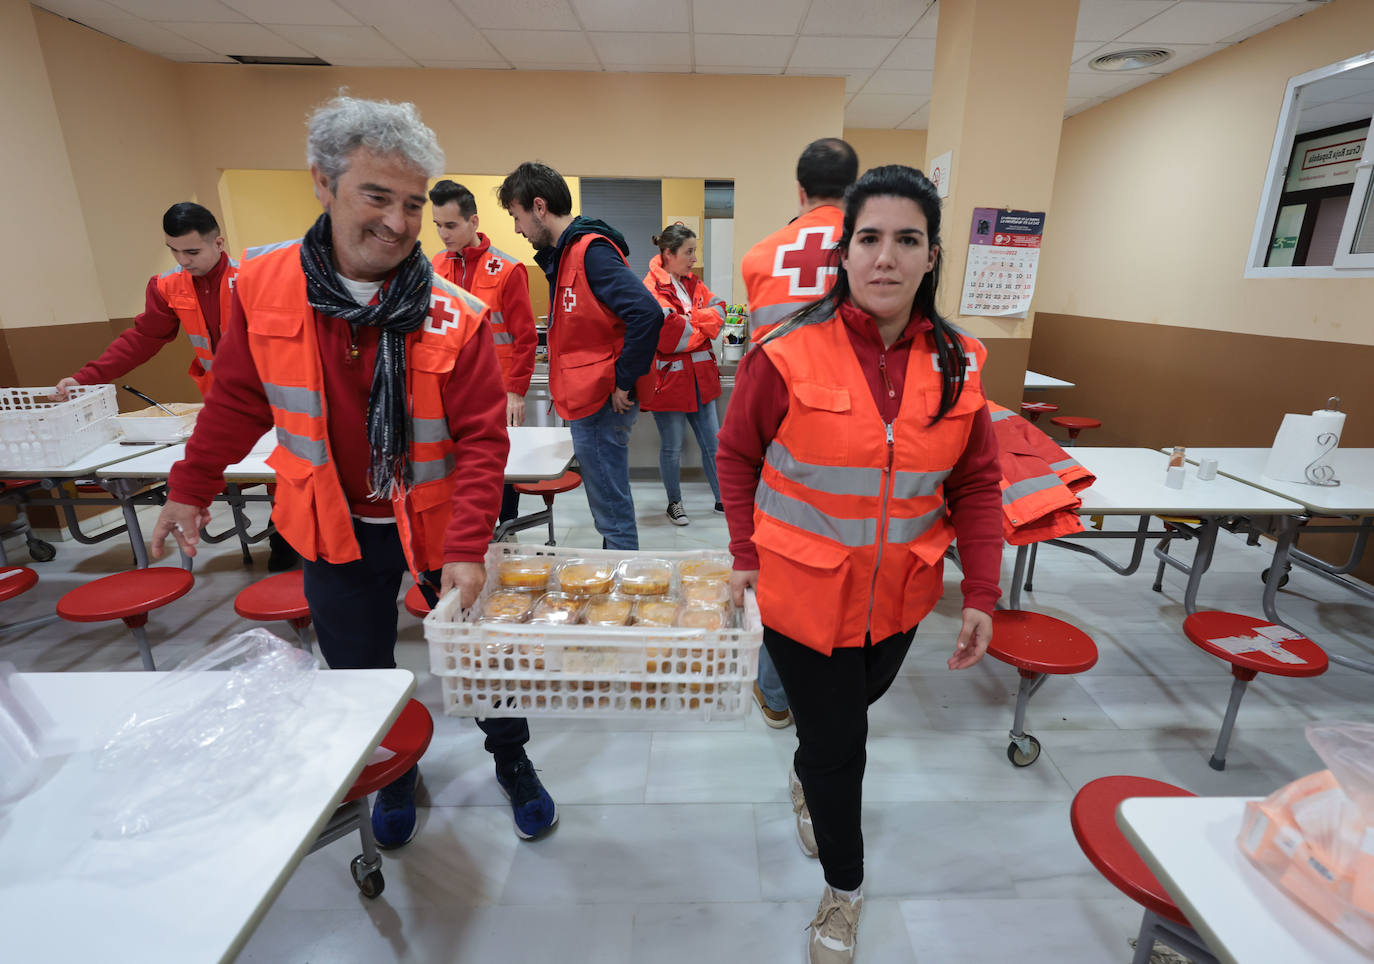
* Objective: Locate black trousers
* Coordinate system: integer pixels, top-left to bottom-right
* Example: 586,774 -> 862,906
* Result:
301,520 -> 530,766
763,624 -> 917,891
499,483 -> 521,524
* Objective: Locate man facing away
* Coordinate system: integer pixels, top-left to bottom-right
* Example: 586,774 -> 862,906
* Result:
55,202 -> 296,571
739,137 -> 858,727
497,162 -> 664,550
429,179 -> 538,530
150,95 -> 558,846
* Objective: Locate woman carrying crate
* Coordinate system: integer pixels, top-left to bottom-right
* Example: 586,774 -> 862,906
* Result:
716,165 -> 1003,964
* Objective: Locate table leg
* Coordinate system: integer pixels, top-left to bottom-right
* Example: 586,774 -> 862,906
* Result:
1009,545 -> 1028,610
104,479 -> 149,569
1261,516 -> 1299,627
1182,519 -> 1220,616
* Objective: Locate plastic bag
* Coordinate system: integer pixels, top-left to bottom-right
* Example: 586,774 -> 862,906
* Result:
89,629 -> 317,839
1237,721 -> 1374,951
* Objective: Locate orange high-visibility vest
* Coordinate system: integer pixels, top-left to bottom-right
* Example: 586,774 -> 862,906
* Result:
236,238 -> 486,573
431,242 -> 522,380
741,204 -> 844,342
548,233 -> 626,421
155,259 -> 238,396
753,314 -> 988,654
636,254 -> 726,412
987,402 -> 1094,546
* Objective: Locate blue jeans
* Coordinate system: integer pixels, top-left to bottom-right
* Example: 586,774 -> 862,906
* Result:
652,399 -> 722,504
757,644 -> 790,712
569,398 -> 640,550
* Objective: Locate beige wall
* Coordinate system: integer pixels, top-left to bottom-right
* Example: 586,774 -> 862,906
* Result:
843,128 -> 928,172
0,1 -> 107,331
1037,0 -> 1374,346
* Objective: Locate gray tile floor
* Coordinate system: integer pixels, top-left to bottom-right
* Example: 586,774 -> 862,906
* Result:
3,481 -> 1371,963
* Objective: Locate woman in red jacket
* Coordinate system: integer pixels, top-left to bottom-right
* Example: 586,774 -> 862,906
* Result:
716,166 -> 1003,964
638,225 -> 727,525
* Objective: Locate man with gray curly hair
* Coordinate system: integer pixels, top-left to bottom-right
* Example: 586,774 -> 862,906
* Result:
153,94 -> 560,848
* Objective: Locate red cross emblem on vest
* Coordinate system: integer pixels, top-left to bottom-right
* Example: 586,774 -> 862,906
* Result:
561,289 -> 577,313
484,257 -> 503,276
773,226 -> 838,297
424,296 -> 461,335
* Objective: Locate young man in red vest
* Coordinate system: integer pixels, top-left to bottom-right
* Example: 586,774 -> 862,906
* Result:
55,202 -> 297,572
497,162 -> 665,550
429,179 -> 538,528
738,137 -> 860,728
149,96 -> 558,847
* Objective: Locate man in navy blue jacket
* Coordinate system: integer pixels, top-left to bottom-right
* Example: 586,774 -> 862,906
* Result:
498,162 -> 664,549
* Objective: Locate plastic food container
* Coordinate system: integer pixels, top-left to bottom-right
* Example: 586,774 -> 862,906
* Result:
480,590 -> 534,623
115,402 -> 203,442
529,592 -> 585,624
616,558 -> 672,596
678,557 -> 731,584
582,593 -> 634,626
634,598 -> 681,627
555,559 -> 615,597
497,555 -> 556,590
682,580 -> 732,607
678,603 -> 729,630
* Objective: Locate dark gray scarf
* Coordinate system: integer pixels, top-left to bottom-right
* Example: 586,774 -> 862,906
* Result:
300,212 -> 432,499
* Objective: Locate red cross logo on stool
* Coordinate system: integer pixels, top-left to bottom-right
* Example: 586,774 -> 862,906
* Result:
485,257 -> 503,276
774,226 -> 838,297
561,289 -> 577,313
424,296 -> 461,335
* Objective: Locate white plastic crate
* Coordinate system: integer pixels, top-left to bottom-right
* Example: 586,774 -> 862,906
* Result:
425,544 -> 762,721
0,386 -> 118,470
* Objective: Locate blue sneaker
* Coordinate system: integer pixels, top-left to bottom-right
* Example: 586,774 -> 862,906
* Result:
495,757 -> 558,839
371,766 -> 419,850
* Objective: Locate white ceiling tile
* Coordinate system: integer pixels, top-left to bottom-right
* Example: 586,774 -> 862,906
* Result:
1118,2 -> 1293,45
1217,4 -> 1309,44
862,68 -> 933,97
333,0 -> 501,63
883,37 -> 936,70
1075,1 -> 1173,42
695,33 -> 794,68
508,61 -> 603,70
1065,69 -> 1143,98
603,63 -> 691,72
416,59 -> 511,69
33,0 -> 138,22
589,31 -> 691,64
220,0 -> 358,26
897,101 -> 930,129
844,92 -> 927,127
1297,100 -> 1373,134
786,66 -> 873,93
453,0 -> 580,30
802,0 -> 923,39
107,0 -> 249,22
70,15 -> 229,59
789,36 -> 899,70
270,24 -> 410,61
1064,96 -> 1103,118
1070,41 -> 1105,66
484,29 -> 600,65
694,64 -> 784,74
907,2 -> 937,38
162,21 -> 314,57
570,0 -> 689,32
692,0 -> 807,35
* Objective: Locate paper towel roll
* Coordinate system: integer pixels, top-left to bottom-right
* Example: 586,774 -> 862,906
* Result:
1263,409 -> 1345,485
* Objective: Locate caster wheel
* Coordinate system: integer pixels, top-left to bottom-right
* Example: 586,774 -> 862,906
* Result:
351,855 -> 385,898
27,540 -> 55,563
1006,735 -> 1041,767
1261,568 -> 1290,589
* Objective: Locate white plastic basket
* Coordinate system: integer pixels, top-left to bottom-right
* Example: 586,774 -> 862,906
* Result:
425,544 -> 762,721
0,386 -> 118,470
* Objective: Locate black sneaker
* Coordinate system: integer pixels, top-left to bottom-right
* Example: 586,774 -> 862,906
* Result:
666,501 -> 689,526
713,502 -> 725,514
495,757 -> 559,839
267,531 -> 299,572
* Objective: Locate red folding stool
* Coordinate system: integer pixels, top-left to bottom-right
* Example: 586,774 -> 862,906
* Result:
403,583 -> 431,619
988,610 -> 1098,766
1072,776 -> 1219,964
57,566 -> 194,670
305,697 -> 434,898
506,469 -> 583,546
1019,401 -> 1058,423
234,570 -> 314,649
0,565 -> 57,635
1183,611 -> 1327,771
1049,415 -> 1101,446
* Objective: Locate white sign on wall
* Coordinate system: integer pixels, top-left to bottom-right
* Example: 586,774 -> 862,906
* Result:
929,150 -> 952,199
1284,126 -> 1368,192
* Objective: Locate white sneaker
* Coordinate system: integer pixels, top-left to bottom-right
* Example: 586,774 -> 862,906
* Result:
666,501 -> 689,526
789,768 -> 818,858
808,886 -> 862,964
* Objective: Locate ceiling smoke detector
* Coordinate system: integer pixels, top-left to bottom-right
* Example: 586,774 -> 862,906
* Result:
1089,48 -> 1173,72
